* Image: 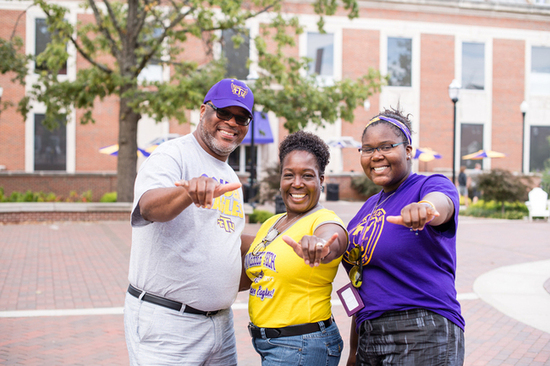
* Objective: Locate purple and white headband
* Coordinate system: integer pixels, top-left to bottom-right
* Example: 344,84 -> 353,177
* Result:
365,115 -> 412,145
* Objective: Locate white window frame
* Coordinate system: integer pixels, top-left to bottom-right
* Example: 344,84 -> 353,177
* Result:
379,31 -> 420,156
455,36 -> 493,171
461,41 -> 486,91
524,41 -> 550,172
25,7 -> 77,173
299,25 -> 342,86
384,36 -> 413,88
137,27 -> 170,84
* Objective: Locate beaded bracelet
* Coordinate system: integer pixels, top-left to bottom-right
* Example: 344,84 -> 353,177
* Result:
418,200 -> 436,210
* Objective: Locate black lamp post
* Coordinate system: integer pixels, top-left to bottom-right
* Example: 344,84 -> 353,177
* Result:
520,100 -> 528,174
246,72 -> 259,206
448,79 -> 460,185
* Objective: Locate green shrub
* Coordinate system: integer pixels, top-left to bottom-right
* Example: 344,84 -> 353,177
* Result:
249,209 -> 274,224
100,192 -> 117,202
66,190 -> 79,202
23,190 -> 34,202
476,169 -> 532,214
45,192 -> 59,202
350,175 -> 381,199
81,190 -> 93,202
461,199 -> 528,220
0,189 -> 88,202
9,191 -> 24,202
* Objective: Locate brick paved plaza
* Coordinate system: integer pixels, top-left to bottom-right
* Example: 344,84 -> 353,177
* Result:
1,201 -> 549,365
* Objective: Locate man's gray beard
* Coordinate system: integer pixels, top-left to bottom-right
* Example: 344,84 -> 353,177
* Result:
199,121 -> 239,157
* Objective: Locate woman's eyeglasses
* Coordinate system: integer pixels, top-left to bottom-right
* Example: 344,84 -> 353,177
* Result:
206,102 -> 252,126
358,142 -> 407,156
348,244 -> 363,288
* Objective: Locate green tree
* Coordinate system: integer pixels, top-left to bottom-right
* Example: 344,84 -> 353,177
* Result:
0,0 -> 384,202
476,169 -> 532,215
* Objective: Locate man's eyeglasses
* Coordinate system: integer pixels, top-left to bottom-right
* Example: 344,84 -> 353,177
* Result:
358,141 -> 407,156
348,244 -> 363,288
206,102 -> 252,126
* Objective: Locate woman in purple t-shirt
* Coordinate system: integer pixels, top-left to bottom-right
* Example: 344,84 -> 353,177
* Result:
343,108 -> 465,365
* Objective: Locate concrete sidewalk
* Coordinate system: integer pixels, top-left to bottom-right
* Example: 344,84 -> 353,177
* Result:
1,201 -> 550,365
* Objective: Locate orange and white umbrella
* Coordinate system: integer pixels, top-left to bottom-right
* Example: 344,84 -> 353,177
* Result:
462,149 -> 506,160
99,144 -> 150,157
413,147 -> 442,162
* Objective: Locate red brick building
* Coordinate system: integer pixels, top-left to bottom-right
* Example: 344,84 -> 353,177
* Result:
0,0 -> 549,200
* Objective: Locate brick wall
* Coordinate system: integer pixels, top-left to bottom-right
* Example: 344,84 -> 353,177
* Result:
0,10 -> 26,171
0,211 -> 130,224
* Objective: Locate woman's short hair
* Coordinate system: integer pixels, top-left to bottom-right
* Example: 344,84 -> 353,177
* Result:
279,131 -> 330,175
363,107 -> 414,144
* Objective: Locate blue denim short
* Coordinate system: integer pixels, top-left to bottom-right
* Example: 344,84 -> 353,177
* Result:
251,320 -> 343,366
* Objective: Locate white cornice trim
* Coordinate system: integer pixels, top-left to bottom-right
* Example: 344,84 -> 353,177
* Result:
284,0 -> 550,19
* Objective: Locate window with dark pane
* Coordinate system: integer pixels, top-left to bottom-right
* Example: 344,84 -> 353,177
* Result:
387,37 -> 411,87
138,27 -> 164,83
222,29 -> 250,80
307,32 -> 334,77
529,126 -> 550,172
460,123 -> 484,169
35,18 -> 67,75
462,42 -> 485,90
531,46 -> 550,95
34,114 -> 66,171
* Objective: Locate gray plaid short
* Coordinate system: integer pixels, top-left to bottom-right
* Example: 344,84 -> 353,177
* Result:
357,309 -> 464,366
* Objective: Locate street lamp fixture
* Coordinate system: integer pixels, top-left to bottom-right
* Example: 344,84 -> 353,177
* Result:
448,79 -> 460,185
0,86 -> 3,102
520,100 -> 529,173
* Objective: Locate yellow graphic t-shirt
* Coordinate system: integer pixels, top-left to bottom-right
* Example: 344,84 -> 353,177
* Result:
244,208 -> 346,328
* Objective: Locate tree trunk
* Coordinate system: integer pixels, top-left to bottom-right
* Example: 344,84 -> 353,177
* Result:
116,92 -> 141,202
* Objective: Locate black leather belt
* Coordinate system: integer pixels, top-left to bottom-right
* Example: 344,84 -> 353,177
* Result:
128,284 -> 221,317
248,317 -> 333,338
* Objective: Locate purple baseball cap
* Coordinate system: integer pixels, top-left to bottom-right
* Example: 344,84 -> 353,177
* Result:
203,78 -> 254,118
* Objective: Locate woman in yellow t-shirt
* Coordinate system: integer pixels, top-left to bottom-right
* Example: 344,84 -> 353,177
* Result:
241,131 -> 349,366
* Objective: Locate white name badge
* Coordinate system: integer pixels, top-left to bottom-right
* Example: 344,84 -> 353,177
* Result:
336,282 -> 365,317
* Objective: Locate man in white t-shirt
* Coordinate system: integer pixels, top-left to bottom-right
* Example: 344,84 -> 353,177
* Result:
124,79 -> 255,365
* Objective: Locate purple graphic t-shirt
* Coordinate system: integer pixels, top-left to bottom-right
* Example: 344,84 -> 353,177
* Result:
343,173 -> 465,331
